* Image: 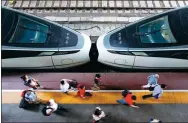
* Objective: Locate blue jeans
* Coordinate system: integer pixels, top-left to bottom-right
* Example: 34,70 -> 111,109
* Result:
116,99 -> 127,105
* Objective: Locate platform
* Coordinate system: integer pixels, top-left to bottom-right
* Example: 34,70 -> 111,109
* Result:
2,90 -> 188,122
2,72 -> 188,122
2,72 -> 188,90
2,103 -> 188,122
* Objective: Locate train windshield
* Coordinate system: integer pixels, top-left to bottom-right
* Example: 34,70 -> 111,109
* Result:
9,16 -> 49,44
2,8 -> 18,43
2,8 -> 50,44
138,16 -> 177,43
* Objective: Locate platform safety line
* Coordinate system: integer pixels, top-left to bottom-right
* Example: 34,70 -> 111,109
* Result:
2,90 -> 188,92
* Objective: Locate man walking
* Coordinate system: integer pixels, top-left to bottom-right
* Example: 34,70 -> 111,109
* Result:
22,89 -> 41,104
149,118 -> 162,123
142,84 -> 167,100
19,89 -> 41,109
20,75 -> 44,89
42,99 -> 68,116
92,107 -> 109,123
142,74 -> 159,89
116,90 -> 139,108
60,79 -> 77,94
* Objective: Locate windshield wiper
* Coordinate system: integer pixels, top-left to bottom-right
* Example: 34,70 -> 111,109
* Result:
134,28 -> 168,36
18,25 -> 52,35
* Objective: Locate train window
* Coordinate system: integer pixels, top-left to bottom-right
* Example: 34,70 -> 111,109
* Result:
9,16 -> 49,44
2,8 -> 18,44
179,8 -> 188,34
138,16 -> 177,44
109,29 -> 128,47
58,28 -> 78,47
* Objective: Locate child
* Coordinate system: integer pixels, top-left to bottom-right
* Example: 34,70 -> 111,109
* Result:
77,84 -> 92,99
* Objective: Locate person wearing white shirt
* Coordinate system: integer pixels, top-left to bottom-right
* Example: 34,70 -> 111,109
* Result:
60,79 -> 75,94
42,99 -> 68,116
92,107 -> 108,123
149,118 -> 162,123
142,74 -> 159,89
46,99 -> 58,114
142,84 -> 167,100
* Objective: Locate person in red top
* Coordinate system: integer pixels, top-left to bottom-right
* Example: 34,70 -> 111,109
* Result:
116,92 -> 139,108
77,85 -> 86,99
77,84 -> 92,99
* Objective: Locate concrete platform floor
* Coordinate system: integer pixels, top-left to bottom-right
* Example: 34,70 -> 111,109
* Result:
3,91 -> 188,104
2,104 -> 188,122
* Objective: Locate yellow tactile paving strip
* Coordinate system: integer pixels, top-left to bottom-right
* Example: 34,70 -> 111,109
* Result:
2,92 -> 188,104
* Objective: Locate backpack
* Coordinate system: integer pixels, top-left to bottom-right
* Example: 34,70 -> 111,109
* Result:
69,79 -> 78,88
122,90 -> 130,97
21,90 -> 32,98
149,84 -> 159,91
42,107 -> 54,116
149,86 -> 155,91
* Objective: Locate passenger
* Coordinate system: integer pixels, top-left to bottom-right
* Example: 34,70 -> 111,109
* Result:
149,118 -> 162,123
77,84 -> 92,99
92,107 -> 109,123
60,79 -> 76,94
21,89 -> 41,104
20,74 -> 44,89
91,79 -> 100,91
91,74 -> 102,91
116,90 -> 139,108
142,74 -> 159,89
42,99 -> 68,116
95,74 -> 103,85
142,84 -> 167,100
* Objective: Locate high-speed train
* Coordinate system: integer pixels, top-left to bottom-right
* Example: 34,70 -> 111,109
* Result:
2,6 -> 91,69
97,6 -> 188,69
